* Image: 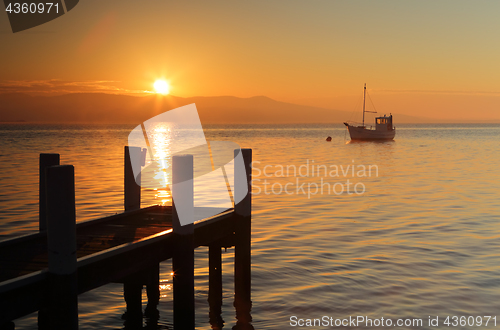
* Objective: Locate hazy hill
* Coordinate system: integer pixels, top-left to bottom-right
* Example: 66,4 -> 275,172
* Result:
0,93 -> 433,124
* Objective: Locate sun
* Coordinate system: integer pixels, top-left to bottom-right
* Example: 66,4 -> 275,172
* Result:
153,80 -> 170,94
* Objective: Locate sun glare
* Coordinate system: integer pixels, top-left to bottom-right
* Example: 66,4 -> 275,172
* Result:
153,80 -> 170,94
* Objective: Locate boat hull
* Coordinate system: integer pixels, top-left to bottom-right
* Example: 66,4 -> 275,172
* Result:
345,124 -> 395,141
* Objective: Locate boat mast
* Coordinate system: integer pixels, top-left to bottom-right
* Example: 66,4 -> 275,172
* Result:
362,83 -> 366,127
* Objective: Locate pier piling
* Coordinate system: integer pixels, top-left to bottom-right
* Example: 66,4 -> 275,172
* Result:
46,165 -> 78,330
208,243 -> 224,328
234,149 -> 252,326
123,146 -> 147,322
171,154 -> 195,330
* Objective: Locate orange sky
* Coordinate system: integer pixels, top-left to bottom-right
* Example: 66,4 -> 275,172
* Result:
1,1 -> 500,121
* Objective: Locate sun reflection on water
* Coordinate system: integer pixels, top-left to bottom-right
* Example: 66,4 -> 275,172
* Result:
154,188 -> 172,205
159,279 -> 172,299
140,123 -> 175,205
142,121 -> 235,211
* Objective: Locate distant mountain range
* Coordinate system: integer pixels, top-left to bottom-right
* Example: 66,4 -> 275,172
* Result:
0,92 -> 435,124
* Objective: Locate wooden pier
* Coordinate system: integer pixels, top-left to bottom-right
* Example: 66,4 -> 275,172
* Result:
0,147 -> 252,330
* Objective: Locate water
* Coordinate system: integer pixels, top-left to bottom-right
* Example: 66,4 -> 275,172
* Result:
1,123 -> 500,329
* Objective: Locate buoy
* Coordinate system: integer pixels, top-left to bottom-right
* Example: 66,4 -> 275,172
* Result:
326,136 -> 332,142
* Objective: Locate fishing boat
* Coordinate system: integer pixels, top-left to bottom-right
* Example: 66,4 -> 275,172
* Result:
344,84 -> 395,141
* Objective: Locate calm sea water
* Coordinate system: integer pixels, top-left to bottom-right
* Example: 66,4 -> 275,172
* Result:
1,123 -> 499,329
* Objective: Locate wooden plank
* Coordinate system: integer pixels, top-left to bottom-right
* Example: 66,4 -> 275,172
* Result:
0,206 -> 173,282
0,271 -> 48,324
194,210 -> 235,247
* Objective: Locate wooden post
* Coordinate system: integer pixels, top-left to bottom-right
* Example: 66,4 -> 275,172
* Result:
171,154 -> 195,330
234,148 -> 252,325
208,244 -> 224,329
124,146 -> 141,212
39,153 -> 59,231
123,146 -> 144,322
46,165 -> 78,330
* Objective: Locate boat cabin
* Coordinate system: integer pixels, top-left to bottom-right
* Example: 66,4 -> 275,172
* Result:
375,114 -> 394,131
